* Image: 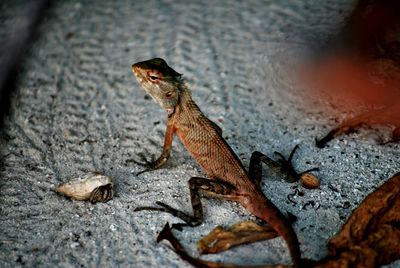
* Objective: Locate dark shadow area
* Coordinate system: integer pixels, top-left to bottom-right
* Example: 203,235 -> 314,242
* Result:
0,0 -> 52,127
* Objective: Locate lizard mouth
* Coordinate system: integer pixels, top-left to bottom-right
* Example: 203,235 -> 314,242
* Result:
131,64 -> 141,75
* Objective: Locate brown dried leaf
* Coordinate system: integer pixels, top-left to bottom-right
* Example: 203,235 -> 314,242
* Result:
314,173 -> 400,268
197,220 -> 278,254
328,173 -> 400,253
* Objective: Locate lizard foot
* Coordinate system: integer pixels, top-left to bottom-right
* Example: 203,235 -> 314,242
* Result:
125,152 -> 158,175
134,201 -> 201,230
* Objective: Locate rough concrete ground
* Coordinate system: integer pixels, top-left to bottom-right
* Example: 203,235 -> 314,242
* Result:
0,0 -> 399,267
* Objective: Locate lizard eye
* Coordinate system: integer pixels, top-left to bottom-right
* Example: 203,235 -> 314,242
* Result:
147,71 -> 161,82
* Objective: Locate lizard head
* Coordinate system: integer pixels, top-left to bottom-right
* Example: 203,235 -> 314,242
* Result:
132,58 -> 183,113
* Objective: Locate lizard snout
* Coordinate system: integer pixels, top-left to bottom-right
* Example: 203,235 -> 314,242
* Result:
131,63 -> 139,71
131,63 -> 143,77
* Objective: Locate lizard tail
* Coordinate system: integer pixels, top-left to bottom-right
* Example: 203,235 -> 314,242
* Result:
242,196 -> 302,268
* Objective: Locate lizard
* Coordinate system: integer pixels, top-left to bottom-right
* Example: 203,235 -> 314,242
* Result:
131,58 -> 302,267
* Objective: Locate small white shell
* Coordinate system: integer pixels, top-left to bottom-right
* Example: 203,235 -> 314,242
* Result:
55,172 -> 113,203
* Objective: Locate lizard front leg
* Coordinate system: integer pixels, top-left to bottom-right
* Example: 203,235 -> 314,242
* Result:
134,177 -> 239,230
136,118 -> 175,175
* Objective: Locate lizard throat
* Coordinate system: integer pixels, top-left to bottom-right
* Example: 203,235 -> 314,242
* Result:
167,107 -> 175,117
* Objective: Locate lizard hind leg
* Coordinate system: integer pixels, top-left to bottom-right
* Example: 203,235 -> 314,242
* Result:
249,150 -> 299,184
250,145 -> 319,185
134,177 -> 239,230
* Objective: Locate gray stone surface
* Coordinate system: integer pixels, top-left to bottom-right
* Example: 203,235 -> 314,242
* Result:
0,0 -> 399,267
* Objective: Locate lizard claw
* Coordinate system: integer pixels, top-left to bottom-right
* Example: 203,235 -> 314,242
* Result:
134,202 -> 195,231
136,167 -> 154,176
126,153 -> 158,176
132,152 -> 170,176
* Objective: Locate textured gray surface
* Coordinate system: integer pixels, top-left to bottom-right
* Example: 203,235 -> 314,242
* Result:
1,0 -> 399,267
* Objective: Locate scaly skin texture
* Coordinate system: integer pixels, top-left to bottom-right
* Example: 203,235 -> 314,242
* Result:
132,58 -> 301,267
